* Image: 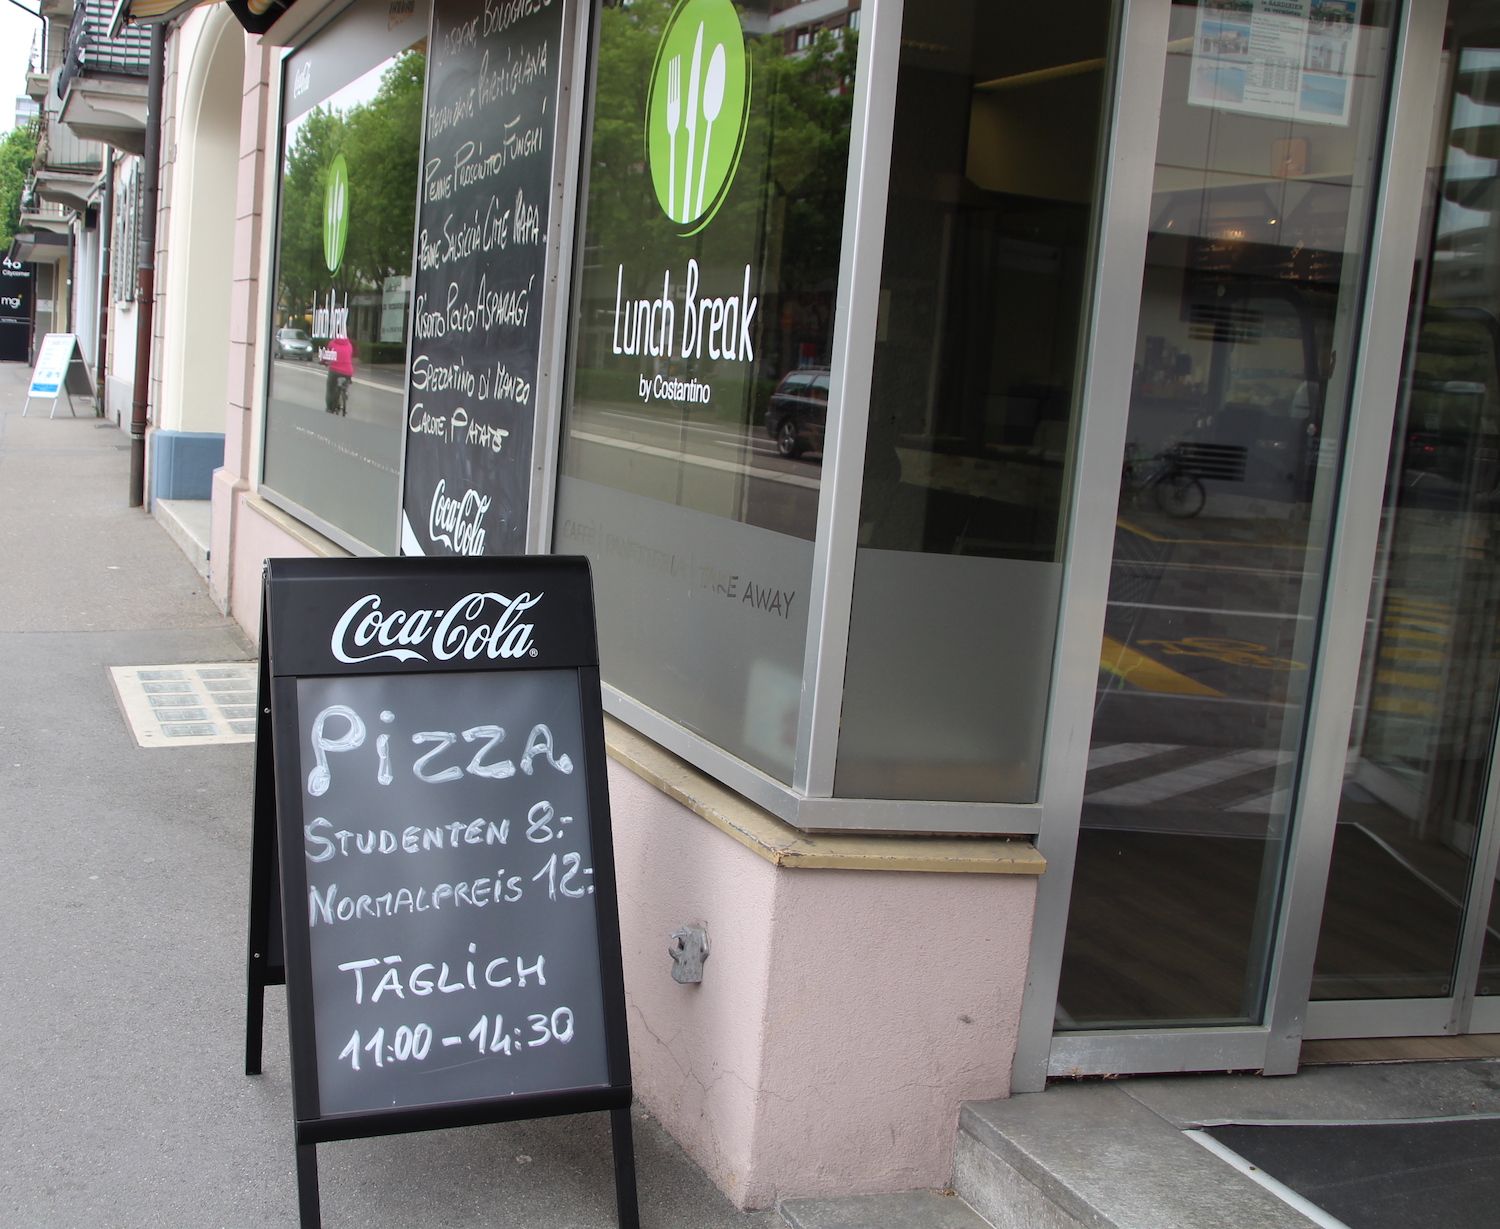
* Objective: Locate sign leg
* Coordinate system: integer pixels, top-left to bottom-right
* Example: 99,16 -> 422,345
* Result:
610,1106 -> 641,1229
296,1142 -> 322,1229
247,606 -> 278,1077
245,977 -> 265,1076
21,396 -> 29,416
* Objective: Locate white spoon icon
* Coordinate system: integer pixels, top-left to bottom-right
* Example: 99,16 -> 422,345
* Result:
696,44 -> 727,218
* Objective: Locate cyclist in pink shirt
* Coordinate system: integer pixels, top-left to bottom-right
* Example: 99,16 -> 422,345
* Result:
323,335 -> 354,414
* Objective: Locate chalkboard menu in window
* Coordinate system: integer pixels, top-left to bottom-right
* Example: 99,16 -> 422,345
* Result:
399,0 -> 573,557
246,556 -> 637,1229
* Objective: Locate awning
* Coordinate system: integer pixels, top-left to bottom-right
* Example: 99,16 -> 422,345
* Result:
107,0 -> 294,37
9,231 -> 70,265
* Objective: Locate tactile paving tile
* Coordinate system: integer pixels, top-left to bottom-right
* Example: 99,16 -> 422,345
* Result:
108,662 -> 258,747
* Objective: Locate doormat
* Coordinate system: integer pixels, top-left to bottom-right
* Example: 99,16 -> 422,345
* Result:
109,663 -> 257,747
1203,1118 -> 1500,1229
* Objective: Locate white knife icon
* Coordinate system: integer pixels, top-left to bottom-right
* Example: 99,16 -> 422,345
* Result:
682,22 -> 704,222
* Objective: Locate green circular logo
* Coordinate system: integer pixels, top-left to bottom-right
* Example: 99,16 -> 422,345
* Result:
647,0 -> 750,231
323,153 -> 350,274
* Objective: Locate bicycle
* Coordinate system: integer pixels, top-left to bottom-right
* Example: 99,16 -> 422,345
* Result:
326,372 -> 351,416
1122,443 -> 1207,518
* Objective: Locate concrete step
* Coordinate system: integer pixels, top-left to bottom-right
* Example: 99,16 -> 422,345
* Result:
154,497 -> 211,580
954,1083 -> 1323,1229
778,1191 -> 994,1229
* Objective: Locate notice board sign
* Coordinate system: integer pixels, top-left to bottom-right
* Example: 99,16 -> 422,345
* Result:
247,556 -> 637,1228
398,0 -> 572,557
24,333 -> 95,417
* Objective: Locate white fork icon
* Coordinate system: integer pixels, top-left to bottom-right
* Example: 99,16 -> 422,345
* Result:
665,56 -> 682,223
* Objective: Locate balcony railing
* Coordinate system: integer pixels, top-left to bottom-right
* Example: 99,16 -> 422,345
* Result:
58,0 -> 152,99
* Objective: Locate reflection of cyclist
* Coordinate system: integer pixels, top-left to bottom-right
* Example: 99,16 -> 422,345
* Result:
323,335 -> 354,415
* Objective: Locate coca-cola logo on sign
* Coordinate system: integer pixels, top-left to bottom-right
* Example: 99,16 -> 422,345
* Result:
331,591 -> 541,665
430,480 -> 491,555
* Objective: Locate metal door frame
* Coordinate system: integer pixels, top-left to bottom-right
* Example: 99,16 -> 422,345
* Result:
1013,0 -> 1453,1091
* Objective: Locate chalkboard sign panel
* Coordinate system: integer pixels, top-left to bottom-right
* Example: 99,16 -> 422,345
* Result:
296,668 -> 608,1115
248,556 -> 636,1228
399,0 -> 572,557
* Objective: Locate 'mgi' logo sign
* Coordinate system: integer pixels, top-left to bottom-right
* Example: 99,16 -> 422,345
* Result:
332,592 -> 541,664
647,0 -> 750,232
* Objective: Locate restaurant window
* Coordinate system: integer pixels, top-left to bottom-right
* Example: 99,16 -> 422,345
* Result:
554,0 -> 861,782
260,0 -> 430,554
834,0 -> 1114,802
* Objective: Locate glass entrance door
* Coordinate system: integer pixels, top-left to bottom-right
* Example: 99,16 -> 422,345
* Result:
1055,0 -> 1402,1033
1307,0 -> 1500,1039
1037,0 -> 1500,1079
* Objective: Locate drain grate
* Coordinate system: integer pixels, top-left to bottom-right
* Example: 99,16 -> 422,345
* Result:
109,662 -> 258,747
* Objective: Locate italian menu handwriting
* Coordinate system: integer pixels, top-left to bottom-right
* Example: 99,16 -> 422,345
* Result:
402,0 -> 563,554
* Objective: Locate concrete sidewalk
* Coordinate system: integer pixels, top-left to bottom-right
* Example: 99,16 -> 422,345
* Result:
0,363 -> 773,1228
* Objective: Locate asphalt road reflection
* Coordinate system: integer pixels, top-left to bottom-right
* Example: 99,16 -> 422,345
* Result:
564,404 -> 821,540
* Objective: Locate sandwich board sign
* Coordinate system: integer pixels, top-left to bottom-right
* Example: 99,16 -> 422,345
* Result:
23,333 -> 94,418
245,556 -> 638,1229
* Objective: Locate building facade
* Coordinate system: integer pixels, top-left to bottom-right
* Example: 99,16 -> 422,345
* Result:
83,0 -> 1500,1210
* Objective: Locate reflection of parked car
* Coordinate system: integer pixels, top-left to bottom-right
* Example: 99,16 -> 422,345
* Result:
763,367 -> 829,458
275,327 -> 316,361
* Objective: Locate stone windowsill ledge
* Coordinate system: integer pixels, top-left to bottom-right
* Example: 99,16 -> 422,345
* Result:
244,492 -> 352,557
604,716 -> 1045,875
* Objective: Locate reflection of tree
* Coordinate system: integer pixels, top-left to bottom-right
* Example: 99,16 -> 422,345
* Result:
344,51 -> 425,289
279,107 -> 343,321
580,0 -> 855,419
0,123 -> 38,248
277,50 -> 426,332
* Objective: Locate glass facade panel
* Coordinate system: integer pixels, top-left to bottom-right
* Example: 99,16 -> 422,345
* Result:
554,0 -> 860,782
834,0 -> 1114,803
1057,0 -> 1398,1030
1315,2 -> 1500,1003
261,0 -> 429,554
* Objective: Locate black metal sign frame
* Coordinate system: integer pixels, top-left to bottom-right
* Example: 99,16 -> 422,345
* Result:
245,556 -> 637,1229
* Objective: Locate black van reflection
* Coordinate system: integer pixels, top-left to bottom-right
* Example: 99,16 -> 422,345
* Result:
763,368 -> 829,458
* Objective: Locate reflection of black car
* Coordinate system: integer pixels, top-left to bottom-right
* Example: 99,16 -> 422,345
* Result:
275,327 -> 316,361
764,368 -> 829,458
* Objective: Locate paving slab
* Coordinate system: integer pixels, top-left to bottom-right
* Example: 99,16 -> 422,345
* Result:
0,373 -> 222,634
777,1191 -> 992,1229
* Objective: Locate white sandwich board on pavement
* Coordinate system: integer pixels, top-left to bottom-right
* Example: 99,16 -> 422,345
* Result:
23,333 -> 95,418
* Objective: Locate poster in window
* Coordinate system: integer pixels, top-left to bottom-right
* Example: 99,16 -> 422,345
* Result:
1188,0 -> 1360,127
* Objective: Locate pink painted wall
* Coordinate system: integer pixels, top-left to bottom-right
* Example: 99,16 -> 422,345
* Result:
607,760 -> 1038,1210
226,494 -> 325,644
212,41 -> 275,621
